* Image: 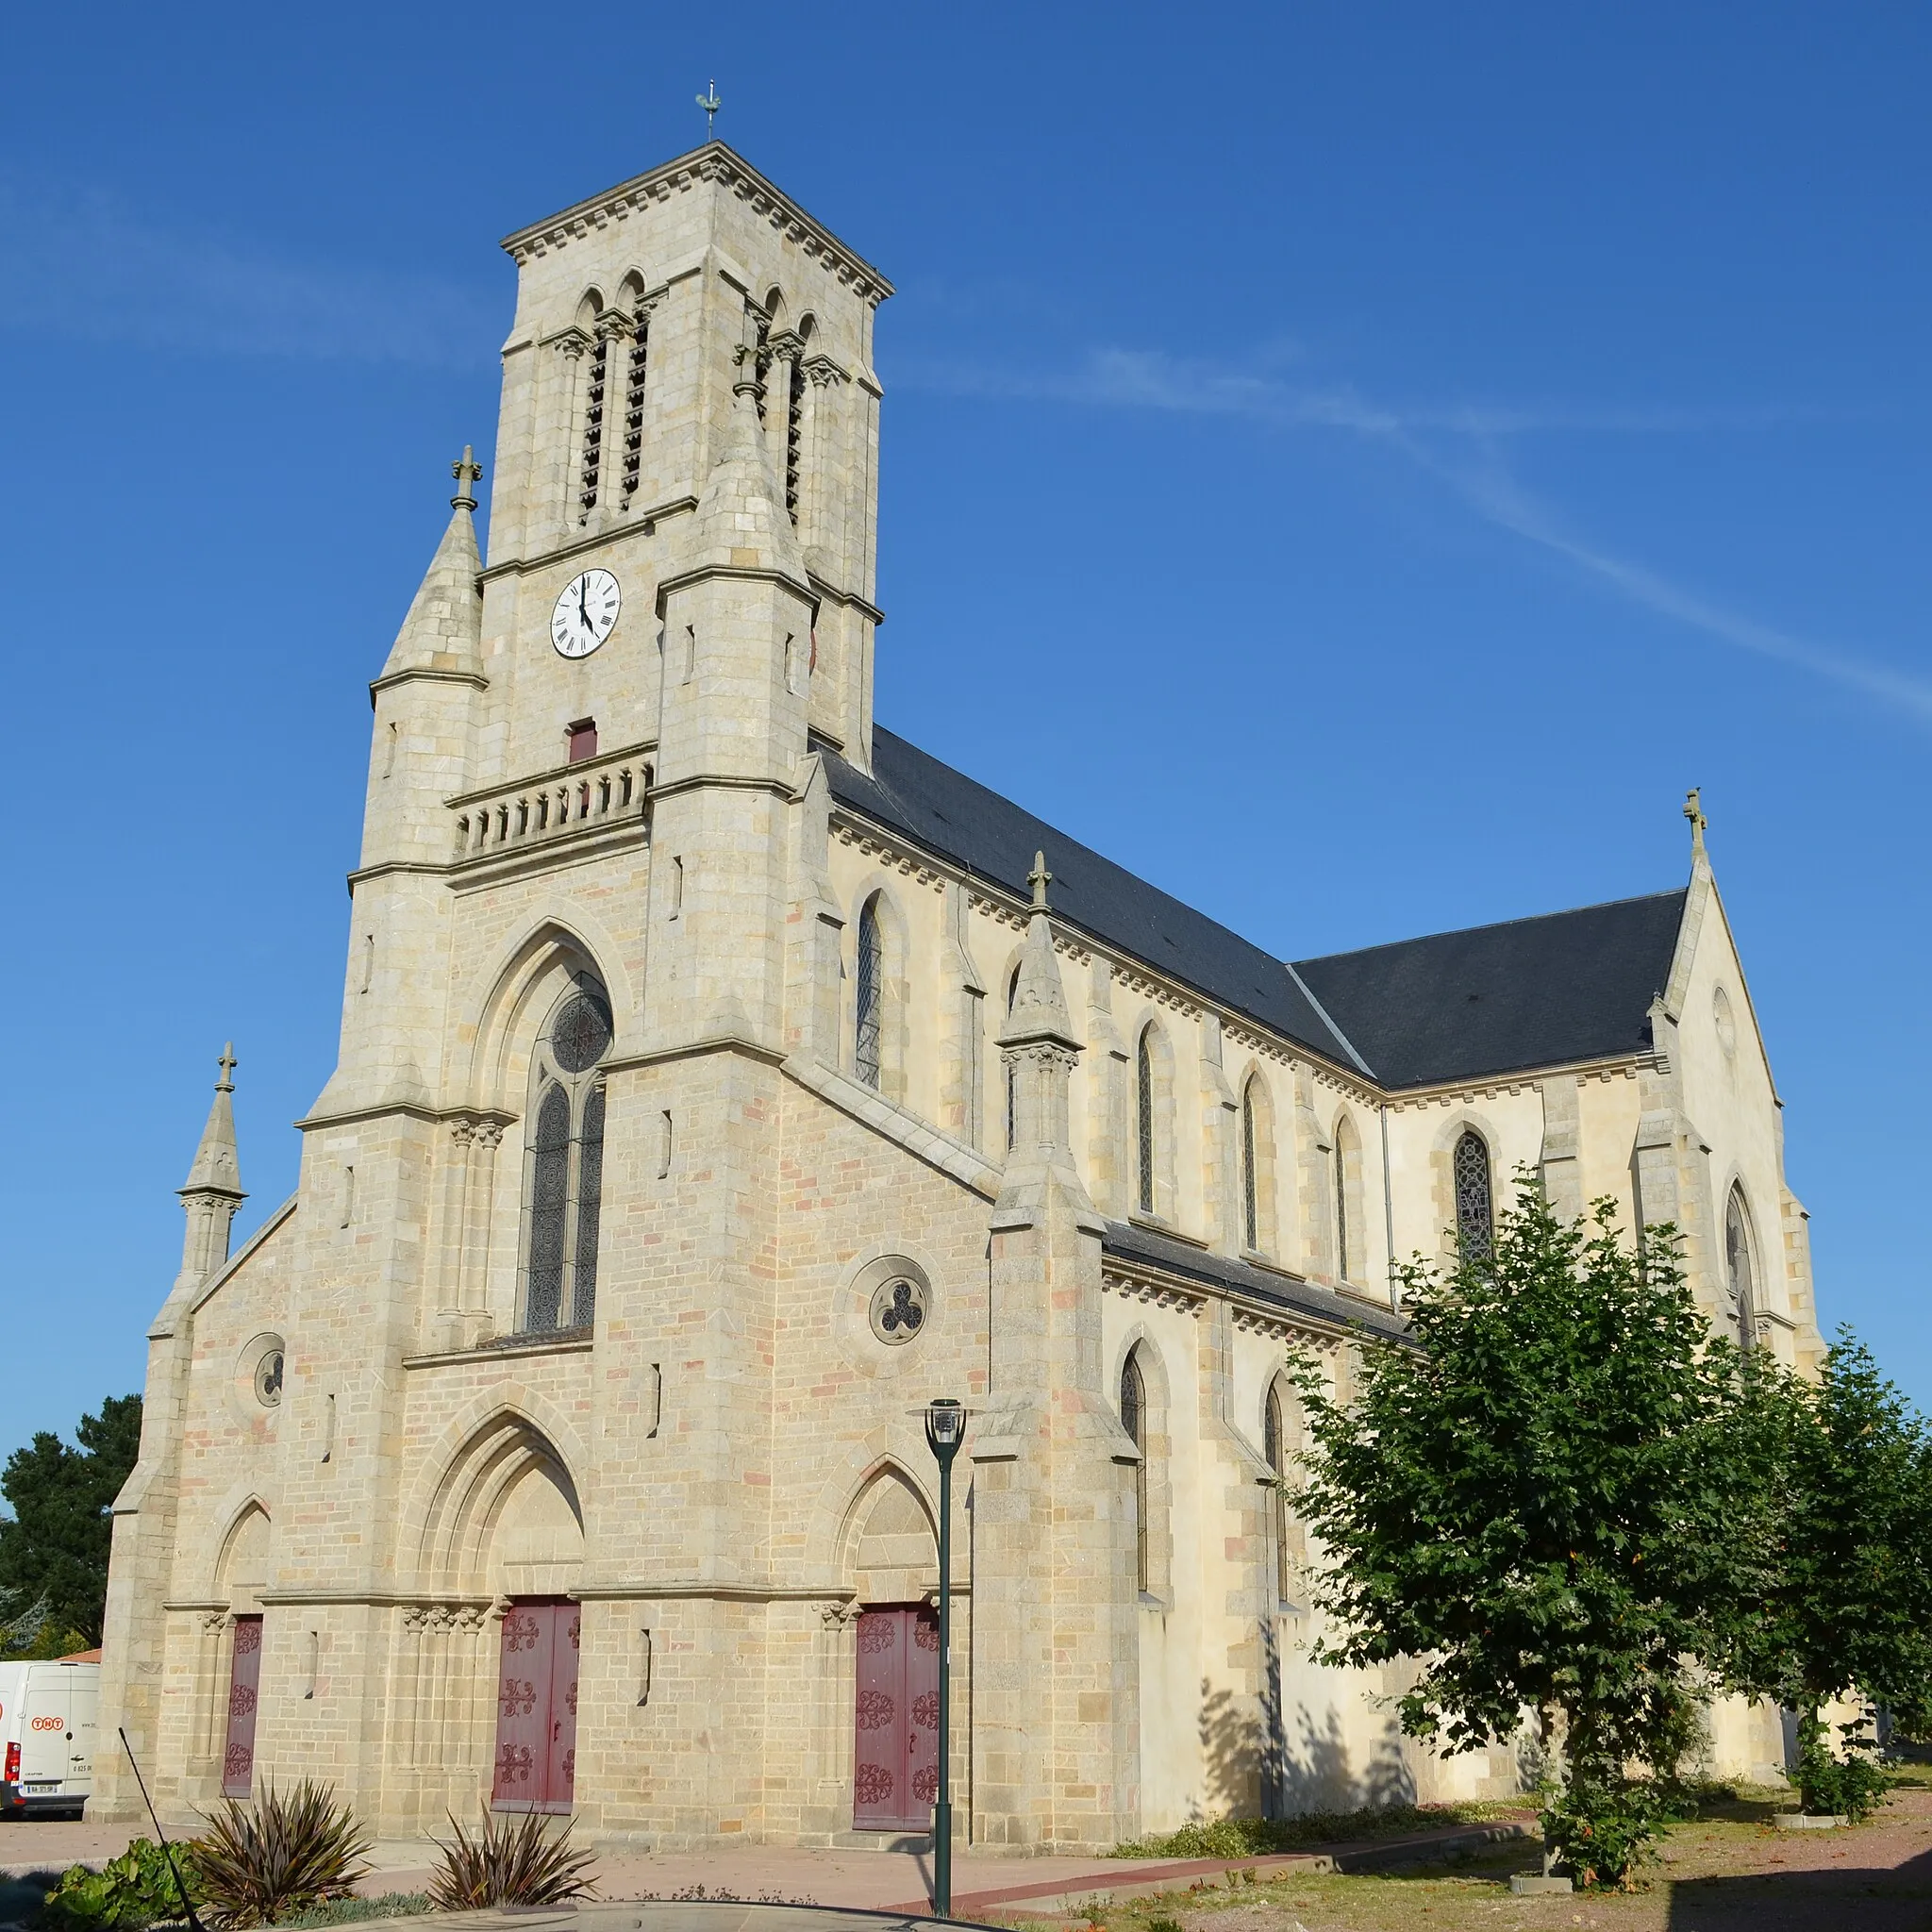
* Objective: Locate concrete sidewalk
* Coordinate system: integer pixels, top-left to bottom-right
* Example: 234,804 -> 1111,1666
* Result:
1,1816 -> 1536,1920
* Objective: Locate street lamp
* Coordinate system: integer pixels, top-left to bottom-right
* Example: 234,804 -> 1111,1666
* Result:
924,1397 -> 968,1918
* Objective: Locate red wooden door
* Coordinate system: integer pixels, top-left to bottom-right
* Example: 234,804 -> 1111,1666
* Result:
545,1605 -> 580,1812
222,1616 -> 263,1798
492,1602 -> 577,1814
852,1606 -> 940,1831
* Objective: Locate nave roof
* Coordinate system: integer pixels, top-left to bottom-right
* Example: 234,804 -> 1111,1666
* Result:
825,728 -> 1686,1094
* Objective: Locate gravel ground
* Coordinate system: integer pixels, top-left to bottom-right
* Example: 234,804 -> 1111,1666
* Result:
1077,1786 -> 1932,1932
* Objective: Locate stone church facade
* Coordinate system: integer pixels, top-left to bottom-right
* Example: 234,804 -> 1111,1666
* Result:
96,143 -> 1822,1848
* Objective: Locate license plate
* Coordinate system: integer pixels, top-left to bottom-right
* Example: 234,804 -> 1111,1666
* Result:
25,1783 -> 58,1791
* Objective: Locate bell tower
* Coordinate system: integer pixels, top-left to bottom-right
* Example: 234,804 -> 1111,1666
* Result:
476,142 -> 892,782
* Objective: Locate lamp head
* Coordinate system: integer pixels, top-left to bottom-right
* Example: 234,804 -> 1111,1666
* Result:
924,1396 -> 967,1463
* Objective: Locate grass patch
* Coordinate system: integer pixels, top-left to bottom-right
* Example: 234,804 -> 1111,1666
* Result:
274,1894 -> 433,1927
1111,1800 -> 1527,1859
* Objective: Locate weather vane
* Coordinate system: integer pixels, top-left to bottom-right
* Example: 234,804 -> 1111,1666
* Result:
697,80 -> 722,139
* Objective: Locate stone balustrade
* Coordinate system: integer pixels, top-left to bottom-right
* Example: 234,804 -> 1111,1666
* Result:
450,745 -> 652,861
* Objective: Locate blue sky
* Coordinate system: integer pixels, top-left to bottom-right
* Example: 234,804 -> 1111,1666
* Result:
4,3 -> 1929,1448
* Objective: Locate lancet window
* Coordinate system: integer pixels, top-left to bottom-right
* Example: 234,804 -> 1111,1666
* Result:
1725,1188 -> 1757,1348
520,983 -> 611,1333
855,896 -> 884,1090
1121,1348 -> 1149,1592
1136,1029 -> 1156,1215
1333,1115 -> 1356,1281
1241,1079 -> 1260,1251
578,335 -> 608,519
784,349 -> 806,524
1454,1129 -> 1493,1259
621,316 -> 649,506
1263,1379 -> 1294,1606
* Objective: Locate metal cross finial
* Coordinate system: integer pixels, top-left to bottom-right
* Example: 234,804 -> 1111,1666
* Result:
1028,850 -> 1052,913
697,81 -> 722,138
216,1042 -> 238,1091
450,444 -> 482,511
1683,787 -> 1707,854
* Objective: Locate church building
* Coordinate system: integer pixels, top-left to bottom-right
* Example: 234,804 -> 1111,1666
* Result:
96,143 -> 1823,1848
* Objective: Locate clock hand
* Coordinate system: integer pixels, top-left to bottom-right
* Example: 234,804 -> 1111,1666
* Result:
578,583 -> 591,629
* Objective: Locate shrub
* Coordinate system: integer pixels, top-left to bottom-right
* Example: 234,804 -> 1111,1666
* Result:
39,1841 -> 195,1932
1796,1712 -> 1893,1823
426,1809 -> 595,1910
1540,1775 -> 1670,1891
190,1782 -> 372,1929
272,1893 -> 430,1928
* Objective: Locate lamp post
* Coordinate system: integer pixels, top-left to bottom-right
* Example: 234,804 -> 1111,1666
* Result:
924,1397 -> 967,1918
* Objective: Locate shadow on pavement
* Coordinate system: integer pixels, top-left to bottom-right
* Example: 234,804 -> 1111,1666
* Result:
1664,1842 -> 1932,1929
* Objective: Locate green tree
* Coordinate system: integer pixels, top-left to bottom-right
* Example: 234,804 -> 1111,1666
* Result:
1717,1333 -> 1932,1816
1290,1186 -> 1753,1882
0,1393 -> 142,1648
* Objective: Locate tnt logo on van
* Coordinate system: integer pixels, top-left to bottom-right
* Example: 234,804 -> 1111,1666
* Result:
29,1716 -> 63,1732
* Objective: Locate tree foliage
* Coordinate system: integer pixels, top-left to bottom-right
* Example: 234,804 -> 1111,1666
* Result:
1717,1332 -> 1932,1725
0,1393 -> 142,1647
1713,1331 -> 1932,1813
1290,1186 -> 1752,1788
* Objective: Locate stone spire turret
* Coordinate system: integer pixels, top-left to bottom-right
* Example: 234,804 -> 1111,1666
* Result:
377,449 -> 484,680
176,1044 -> 245,1290
997,853 -> 1087,1169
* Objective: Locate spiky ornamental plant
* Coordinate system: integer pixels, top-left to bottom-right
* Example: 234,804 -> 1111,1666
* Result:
1290,1185 -> 1760,1882
189,1782 -> 371,1929
426,1808 -> 595,1911
1715,1331 -> 1932,1818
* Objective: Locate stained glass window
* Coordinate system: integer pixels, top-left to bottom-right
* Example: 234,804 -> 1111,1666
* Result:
520,981 -> 613,1335
571,1084 -> 606,1328
1455,1130 -> 1493,1259
552,992 -> 612,1074
526,1085 -> 572,1332
1137,1030 -> 1155,1216
1121,1350 -> 1148,1591
855,898 -> 883,1090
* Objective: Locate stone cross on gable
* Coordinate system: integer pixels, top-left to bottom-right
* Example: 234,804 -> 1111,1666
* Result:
1683,787 -> 1707,855
216,1041 -> 238,1091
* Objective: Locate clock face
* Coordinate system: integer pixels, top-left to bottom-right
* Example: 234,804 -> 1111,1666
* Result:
551,569 -> 621,658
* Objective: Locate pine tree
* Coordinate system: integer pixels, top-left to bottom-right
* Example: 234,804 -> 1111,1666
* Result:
0,1393 -> 143,1648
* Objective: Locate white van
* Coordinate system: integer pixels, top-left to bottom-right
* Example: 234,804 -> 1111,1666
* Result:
0,1655 -> 99,1816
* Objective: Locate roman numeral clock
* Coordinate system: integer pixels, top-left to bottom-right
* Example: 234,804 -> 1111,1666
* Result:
551,568 -> 620,658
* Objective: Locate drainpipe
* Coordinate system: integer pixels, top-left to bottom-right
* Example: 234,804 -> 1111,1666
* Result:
1380,1103 -> 1398,1310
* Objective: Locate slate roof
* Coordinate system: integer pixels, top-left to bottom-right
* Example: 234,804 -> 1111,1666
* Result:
1102,1220 -> 1409,1340
824,728 -> 1360,1066
824,727 -> 1686,1093
1292,891 -> 1687,1090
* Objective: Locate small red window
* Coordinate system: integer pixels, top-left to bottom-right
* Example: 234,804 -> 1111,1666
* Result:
566,719 -> 598,763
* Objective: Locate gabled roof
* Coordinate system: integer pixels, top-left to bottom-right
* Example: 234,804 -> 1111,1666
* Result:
1292,891 -> 1686,1090
824,729 -> 1360,1068
824,727 -> 1686,1093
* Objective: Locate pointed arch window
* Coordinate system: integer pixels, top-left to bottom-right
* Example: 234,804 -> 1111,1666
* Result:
1136,1029 -> 1156,1216
1454,1130 -> 1493,1260
521,983 -> 611,1333
1263,1380 -> 1293,1607
855,896 -> 884,1090
1333,1117 -> 1354,1282
1725,1188 -> 1757,1348
578,333 -> 609,518
1121,1348 -> 1149,1592
1241,1079 -> 1260,1252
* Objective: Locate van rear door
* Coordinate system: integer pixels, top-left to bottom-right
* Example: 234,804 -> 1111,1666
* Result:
19,1673 -> 70,1793
66,1672 -> 96,1794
